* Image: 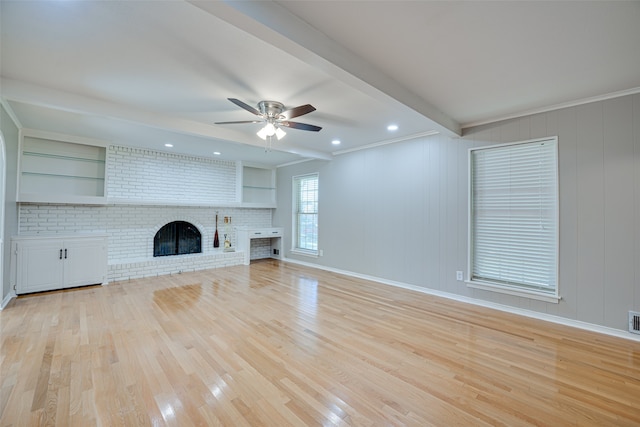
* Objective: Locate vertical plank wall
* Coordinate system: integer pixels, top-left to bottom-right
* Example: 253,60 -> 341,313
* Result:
274,93 -> 640,332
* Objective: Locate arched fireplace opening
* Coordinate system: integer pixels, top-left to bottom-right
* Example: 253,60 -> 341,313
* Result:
154,221 -> 202,257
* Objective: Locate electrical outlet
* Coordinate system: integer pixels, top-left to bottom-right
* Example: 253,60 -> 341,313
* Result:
456,271 -> 463,281
319,249 -> 324,256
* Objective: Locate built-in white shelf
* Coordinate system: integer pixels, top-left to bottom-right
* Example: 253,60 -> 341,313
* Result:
241,165 -> 276,207
17,131 -> 279,208
19,133 -> 107,204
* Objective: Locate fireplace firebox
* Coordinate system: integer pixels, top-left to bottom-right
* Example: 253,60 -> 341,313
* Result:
153,221 -> 202,257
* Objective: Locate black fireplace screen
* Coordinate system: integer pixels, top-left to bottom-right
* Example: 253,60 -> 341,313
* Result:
154,221 -> 202,257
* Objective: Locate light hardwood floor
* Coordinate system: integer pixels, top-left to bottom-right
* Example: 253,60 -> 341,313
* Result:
1,260 -> 639,426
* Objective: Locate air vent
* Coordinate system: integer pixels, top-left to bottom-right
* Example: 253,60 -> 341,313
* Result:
629,311 -> 640,334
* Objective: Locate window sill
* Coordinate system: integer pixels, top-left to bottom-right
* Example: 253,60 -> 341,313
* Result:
291,249 -> 318,258
466,280 -> 560,304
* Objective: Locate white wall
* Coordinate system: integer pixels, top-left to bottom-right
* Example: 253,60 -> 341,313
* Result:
274,93 -> 640,332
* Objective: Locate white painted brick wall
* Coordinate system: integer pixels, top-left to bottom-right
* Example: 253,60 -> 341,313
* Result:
18,144 -> 275,282
108,251 -> 246,282
19,204 -> 272,280
250,238 -> 273,260
107,146 -> 237,203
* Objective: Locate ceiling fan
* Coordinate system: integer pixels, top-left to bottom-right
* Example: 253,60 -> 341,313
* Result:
215,98 -> 322,140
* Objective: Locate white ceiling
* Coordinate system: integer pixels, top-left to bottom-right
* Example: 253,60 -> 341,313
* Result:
2,1 -> 639,167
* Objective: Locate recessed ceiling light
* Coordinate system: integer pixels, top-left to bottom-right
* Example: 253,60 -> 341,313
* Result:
213,151 -> 221,156
331,139 -> 341,145
387,124 -> 399,131
164,143 -> 173,147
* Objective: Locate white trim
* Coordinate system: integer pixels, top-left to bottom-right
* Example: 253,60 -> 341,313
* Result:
290,249 -> 318,258
0,129 -> 6,310
468,135 -> 558,152
22,128 -> 110,148
462,86 -> 640,129
466,280 -> 560,303
332,130 -> 439,156
16,197 -> 275,209
0,99 -> 22,128
0,292 -> 15,310
291,172 -> 319,254
277,158 -> 316,168
281,257 -> 640,343
236,161 -> 243,205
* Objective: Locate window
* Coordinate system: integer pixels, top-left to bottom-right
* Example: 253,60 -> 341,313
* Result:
293,173 -> 319,255
469,137 -> 559,302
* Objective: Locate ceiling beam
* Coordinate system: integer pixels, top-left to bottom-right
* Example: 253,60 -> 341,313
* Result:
1,78 -> 333,161
189,0 -> 461,137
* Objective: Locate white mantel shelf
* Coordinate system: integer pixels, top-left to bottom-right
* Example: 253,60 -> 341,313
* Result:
106,198 -> 276,208
18,197 -> 276,209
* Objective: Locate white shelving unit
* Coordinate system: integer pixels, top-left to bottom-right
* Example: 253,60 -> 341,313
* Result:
18,132 -> 107,204
17,133 -> 278,209
241,165 -> 276,208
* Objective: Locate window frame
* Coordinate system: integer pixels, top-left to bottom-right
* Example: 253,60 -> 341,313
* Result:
291,173 -> 319,257
467,137 -> 560,303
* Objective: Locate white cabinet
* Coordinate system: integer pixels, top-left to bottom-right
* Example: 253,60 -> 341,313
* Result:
236,227 -> 283,265
12,235 -> 108,294
16,239 -> 65,294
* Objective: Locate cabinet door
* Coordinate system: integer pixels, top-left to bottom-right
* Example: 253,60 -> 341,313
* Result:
63,238 -> 107,287
16,239 -> 65,294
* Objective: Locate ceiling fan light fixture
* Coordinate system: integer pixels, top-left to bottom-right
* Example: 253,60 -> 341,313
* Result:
264,122 -> 276,136
256,126 -> 268,140
218,98 -> 320,148
258,122 -> 286,141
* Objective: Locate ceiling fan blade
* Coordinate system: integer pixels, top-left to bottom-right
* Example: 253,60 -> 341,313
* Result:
214,120 -> 263,125
280,121 -> 322,132
280,104 -> 316,120
228,98 -> 261,116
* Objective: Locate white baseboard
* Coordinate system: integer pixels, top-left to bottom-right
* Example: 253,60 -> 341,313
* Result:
0,291 -> 16,310
282,257 -> 640,343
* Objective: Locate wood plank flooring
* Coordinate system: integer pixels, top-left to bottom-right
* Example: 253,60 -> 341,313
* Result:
1,259 -> 639,426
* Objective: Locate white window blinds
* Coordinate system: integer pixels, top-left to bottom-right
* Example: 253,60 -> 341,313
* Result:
470,138 -> 558,294
293,173 -> 318,252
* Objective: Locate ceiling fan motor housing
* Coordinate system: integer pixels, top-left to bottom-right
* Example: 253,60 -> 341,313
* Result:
258,101 -> 285,119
